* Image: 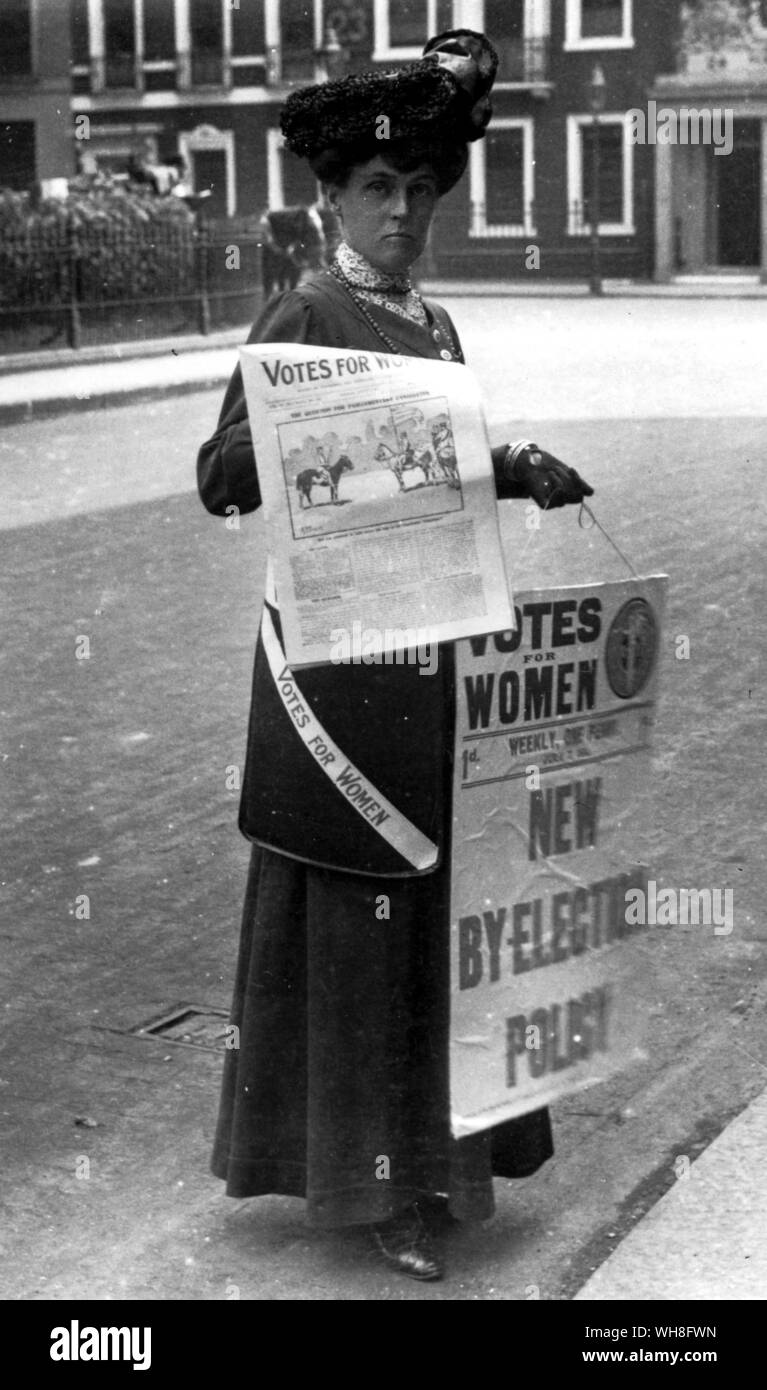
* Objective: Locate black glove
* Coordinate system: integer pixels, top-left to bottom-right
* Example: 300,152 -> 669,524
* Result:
512,447 -> 594,510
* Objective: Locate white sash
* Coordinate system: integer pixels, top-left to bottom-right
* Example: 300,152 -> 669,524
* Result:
260,601 -> 439,872
265,555 -> 278,608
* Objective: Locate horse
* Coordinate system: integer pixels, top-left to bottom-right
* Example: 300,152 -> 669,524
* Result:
374,440 -> 437,490
430,424 -> 461,489
259,205 -> 328,299
296,455 -> 354,507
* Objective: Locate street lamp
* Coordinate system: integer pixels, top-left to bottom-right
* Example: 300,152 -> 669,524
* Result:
588,63 -> 607,296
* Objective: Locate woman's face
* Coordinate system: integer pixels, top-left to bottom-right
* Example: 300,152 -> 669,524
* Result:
330,156 -> 440,274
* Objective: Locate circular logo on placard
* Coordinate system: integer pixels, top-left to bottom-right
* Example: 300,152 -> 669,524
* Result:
605,598 -> 658,699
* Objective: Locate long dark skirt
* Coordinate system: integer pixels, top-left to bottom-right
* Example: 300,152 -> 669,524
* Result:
211,842 -> 554,1228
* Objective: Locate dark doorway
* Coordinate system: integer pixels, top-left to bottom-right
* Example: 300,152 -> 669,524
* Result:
717,119 -> 761,266
192,149 -> 228,221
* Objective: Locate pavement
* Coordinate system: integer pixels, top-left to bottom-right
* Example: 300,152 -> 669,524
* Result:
2,272 -> 767,425
575,1087 -> 767,1301
2,292 -> 765,1305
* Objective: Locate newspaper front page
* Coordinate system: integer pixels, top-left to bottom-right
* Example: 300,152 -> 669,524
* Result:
240,342 -> 514,667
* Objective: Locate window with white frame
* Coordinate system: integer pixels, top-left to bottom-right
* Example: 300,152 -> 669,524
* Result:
483,0 -> 552,84
1,0 -> 34,79
469,118 -> 535,237
231,0 -> 265,59
564,0 -> 633,50
103,0 -> 137,86
567,113 -> 634,235
264,0 -> 323,84
71,0 -> 90,68
143,0 -> 176,63
373,0 -> 454,61
80,1 -> 263,91
75,0 -> 179,90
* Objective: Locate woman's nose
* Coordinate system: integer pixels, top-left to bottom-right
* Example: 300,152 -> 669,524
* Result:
389,188 -> 409,217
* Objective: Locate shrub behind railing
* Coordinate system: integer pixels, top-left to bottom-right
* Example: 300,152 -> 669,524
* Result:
0,174 -> 264,351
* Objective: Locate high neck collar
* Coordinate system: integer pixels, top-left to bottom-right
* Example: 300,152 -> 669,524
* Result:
335,241 -> 413,295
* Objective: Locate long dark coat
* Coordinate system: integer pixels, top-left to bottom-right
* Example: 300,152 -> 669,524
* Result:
198,271 -> 553,1226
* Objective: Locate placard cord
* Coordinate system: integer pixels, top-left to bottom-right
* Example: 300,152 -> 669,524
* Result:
508,492 -> 554,584
510,498 -> 640,585
578,502 -> 640,578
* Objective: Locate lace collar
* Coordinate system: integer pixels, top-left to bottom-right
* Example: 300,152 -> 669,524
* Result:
333,241 -> 428,329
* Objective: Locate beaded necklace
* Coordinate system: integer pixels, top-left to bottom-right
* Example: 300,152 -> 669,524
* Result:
328,259 -> 459,362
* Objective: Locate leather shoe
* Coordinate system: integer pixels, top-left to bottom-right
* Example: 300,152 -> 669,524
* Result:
372,1206 -> 444,1281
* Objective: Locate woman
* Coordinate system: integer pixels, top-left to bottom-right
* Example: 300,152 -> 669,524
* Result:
197,29 -> 593,1283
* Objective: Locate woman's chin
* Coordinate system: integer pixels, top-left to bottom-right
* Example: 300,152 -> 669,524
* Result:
369,238 -> 422,274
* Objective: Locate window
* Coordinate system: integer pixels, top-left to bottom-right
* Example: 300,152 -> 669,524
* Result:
80,2 -> 180,92
469,119 -> 535,237
581,1 -> 623,37
374,0 -> 454,60
1,0 -> 33,78
231,0 -> 266,56
264,0 -> 320,84
191,0 -> 224,84
567,114 -> 634,235
484,0 -> 551,85
144,0 -> 176,63
104,0 -> 137,87
564,0 -> 633,50
485,0 -> 524,77
279,0 -> 316,83
71,0 -> 90,68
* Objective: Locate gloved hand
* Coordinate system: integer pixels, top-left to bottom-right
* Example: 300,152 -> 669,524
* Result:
512,447 -> 594,510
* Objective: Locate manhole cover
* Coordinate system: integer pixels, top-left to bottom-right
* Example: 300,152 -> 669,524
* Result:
100,1004 -> 231,1052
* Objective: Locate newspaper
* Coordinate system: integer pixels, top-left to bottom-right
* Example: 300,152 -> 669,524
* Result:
239,342 -> 515,668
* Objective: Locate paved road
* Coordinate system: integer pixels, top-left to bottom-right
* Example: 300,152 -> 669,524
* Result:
2,296 -> 766,531
1,299 -> 765,1299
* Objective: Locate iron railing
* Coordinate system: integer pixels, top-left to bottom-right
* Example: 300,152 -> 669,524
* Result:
469,200 -> 538,238
0,215 -> 263,355
567,200 -> 629,235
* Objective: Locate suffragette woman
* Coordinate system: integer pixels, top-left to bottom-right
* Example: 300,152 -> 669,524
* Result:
197,29 -> 593,1283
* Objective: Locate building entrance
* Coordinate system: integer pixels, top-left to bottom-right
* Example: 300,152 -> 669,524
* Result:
716,119 -> 761,267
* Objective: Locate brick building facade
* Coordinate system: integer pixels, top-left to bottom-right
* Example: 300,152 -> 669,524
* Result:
0,0 -> 75,189
15,2 -> 766,283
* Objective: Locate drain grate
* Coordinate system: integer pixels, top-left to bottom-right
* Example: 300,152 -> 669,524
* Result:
101,1004 -> 231,1052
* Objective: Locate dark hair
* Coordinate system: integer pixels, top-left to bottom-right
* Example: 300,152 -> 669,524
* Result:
310,138 -> 468,196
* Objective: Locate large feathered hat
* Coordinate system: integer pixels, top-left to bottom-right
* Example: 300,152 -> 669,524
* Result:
280,29 -> 499,193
